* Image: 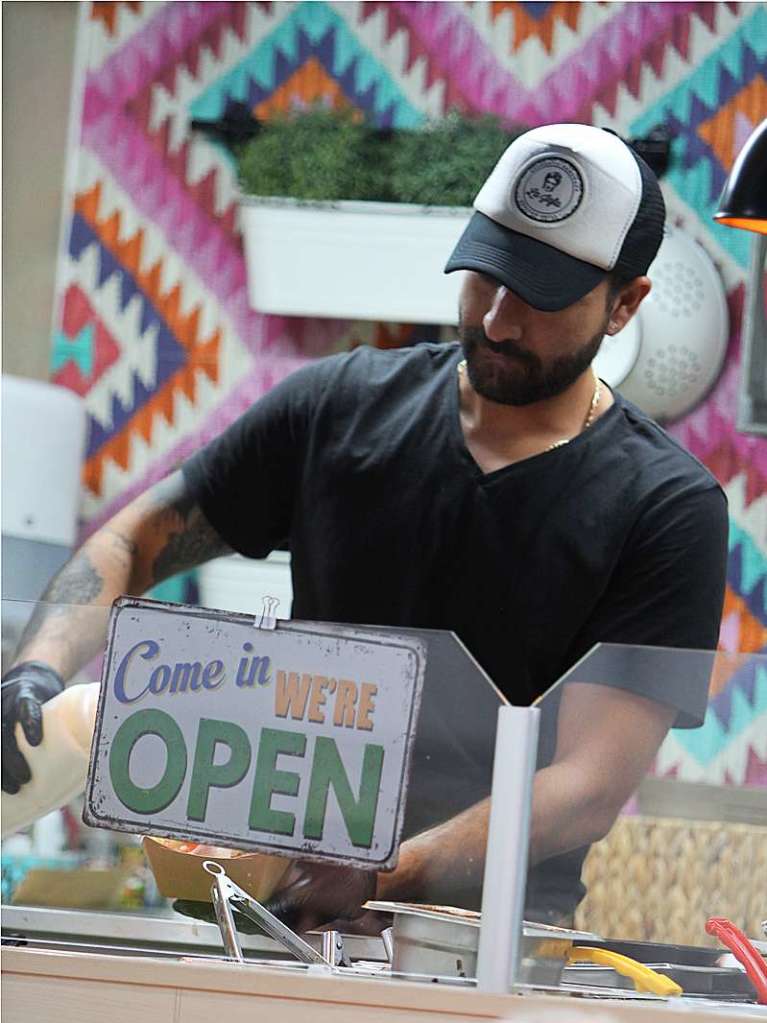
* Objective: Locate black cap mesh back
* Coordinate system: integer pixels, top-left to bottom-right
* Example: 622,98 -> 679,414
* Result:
614,149 -> 666,278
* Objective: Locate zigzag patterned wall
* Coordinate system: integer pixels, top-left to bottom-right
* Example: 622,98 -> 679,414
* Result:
53,1 -> 766,786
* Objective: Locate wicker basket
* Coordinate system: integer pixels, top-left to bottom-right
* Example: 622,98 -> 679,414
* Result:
574,815 -> 766,945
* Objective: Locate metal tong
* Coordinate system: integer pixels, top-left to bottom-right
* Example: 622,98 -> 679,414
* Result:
202,860 -> 348,967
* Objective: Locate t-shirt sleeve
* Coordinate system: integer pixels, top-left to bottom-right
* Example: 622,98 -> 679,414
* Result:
564,483 -> 729,727
181,360 -> 327,559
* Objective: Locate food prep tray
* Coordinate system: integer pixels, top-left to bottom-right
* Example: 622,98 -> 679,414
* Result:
563,962 -> 757,1001
364,900 -> 600,985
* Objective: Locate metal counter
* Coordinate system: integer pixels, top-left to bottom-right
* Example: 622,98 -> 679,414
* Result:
1,904 -> 386,963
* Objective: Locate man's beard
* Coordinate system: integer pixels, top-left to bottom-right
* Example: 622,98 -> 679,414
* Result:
457,317 -> 608,407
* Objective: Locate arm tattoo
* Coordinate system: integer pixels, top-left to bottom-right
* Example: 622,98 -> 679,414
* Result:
152,504 -> 232,582
15,548 -> 104,655
9,473 -> 231,669
146,472 -> 232,585
104,528 -> 138,558
43,549 -> 103,605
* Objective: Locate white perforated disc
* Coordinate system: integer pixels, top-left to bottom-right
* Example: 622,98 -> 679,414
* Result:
618,225 -> 729,422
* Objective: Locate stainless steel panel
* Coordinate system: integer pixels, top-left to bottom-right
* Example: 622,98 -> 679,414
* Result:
1,904 -> 385,962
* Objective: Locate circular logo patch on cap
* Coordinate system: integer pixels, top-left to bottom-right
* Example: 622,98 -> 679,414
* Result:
514,157 -> 584,223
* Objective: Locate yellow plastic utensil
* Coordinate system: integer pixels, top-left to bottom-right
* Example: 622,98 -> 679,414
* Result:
568,946 -> 683,997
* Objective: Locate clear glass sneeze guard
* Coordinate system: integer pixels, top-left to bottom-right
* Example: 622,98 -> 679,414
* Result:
0,598 -> 506,975
2,599 -> 765,1002
519,642 -> 766,1001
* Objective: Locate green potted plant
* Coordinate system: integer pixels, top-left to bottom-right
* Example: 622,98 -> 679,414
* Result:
236,110 -> 520,323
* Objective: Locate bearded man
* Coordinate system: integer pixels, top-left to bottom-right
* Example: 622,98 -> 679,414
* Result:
2,124 -> 727,931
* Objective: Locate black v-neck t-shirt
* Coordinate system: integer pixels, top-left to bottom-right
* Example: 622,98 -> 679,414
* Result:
183,343 -> 727,915
184,342 -> 727,716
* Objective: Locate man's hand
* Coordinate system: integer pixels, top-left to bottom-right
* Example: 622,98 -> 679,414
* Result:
1,662 -> 64,794
174,862 -> 377,936
263,860 -> 377,933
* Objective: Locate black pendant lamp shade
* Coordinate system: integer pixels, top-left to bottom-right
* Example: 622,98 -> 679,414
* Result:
714,117 -> 767,234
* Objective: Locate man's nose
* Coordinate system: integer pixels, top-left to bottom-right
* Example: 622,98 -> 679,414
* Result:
482,285 -> 525,343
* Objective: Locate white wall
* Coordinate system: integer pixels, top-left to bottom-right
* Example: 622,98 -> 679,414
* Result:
2,2 -> 79,381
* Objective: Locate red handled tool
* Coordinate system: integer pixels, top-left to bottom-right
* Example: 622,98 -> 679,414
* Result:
706,916 -> 767,1004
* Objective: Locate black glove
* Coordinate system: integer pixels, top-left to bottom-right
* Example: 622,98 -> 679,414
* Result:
174,861 -> 381,938
1,661 -> 65,795
263,861 -> 377,934
172,899 -> 267,935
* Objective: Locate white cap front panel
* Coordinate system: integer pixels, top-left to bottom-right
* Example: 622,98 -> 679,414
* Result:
474,124 -> 642,271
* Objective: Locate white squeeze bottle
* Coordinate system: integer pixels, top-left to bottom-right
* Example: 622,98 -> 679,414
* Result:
1,683 -> 100,839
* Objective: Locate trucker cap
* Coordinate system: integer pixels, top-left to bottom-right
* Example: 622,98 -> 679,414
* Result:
444,123 -> 666,312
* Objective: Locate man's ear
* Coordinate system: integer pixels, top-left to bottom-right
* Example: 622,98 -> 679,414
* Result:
606,276 -> 651,335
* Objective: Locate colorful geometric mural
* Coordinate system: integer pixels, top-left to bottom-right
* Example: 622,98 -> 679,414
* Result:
52,2 -> 767,784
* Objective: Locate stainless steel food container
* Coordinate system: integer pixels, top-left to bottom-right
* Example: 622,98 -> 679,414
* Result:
365,901 -> 599,983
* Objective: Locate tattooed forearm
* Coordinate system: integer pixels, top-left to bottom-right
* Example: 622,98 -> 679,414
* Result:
13,548 -> 109,670
42,549 -> 104,605
16,549 -> 104,648
8,470 -> 231,676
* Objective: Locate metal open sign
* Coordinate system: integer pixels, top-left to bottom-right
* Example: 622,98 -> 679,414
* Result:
84,598 -> 426,868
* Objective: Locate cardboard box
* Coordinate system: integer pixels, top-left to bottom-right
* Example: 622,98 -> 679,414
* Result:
11,867 -> 129,909
142,837 -> 292,903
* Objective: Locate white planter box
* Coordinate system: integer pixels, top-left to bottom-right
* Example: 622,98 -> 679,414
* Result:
241,197 -> 471,324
